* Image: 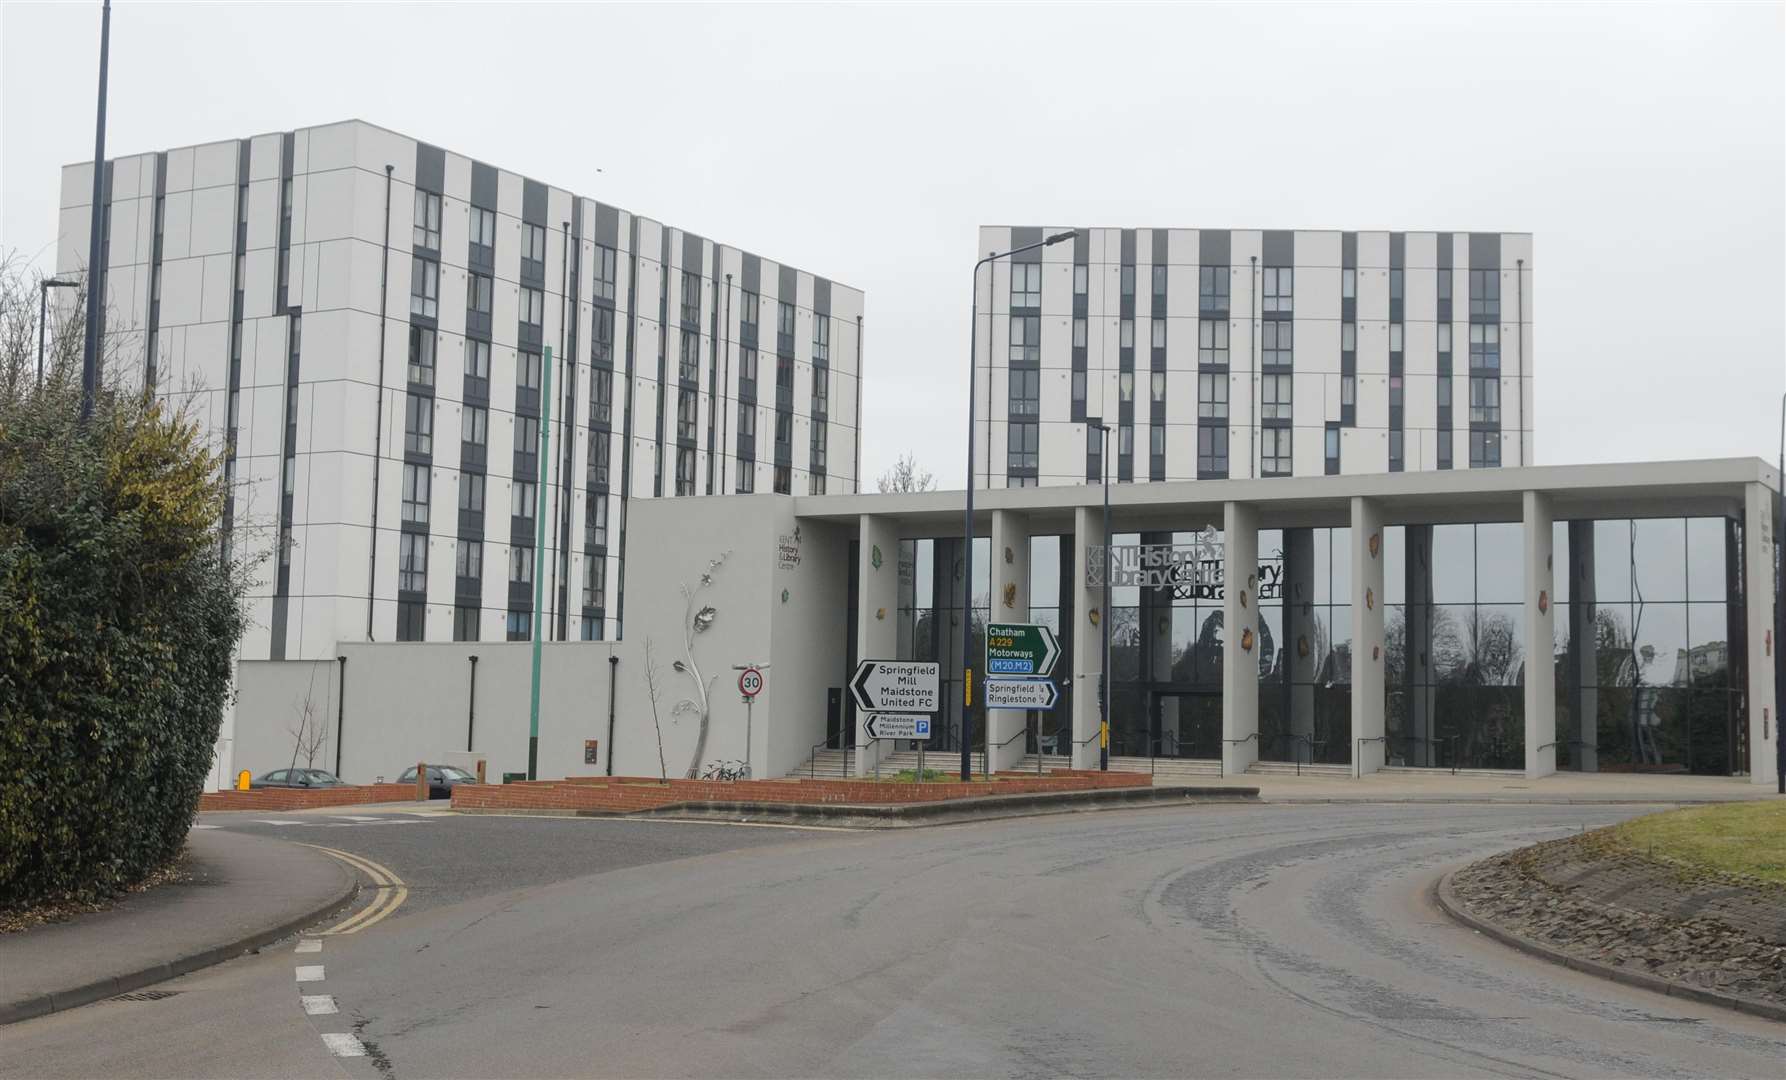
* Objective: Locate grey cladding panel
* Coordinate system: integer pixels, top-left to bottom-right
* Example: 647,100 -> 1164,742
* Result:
778,265 -> 797,304
415,143 -> 445,193
1438,232 -> 1454,265
281,132 -> 295,172
1200,229 -> 1230,266
522,179 -> 547,224
1390,232 -> 1405,268
1120,229 -> 1136,263
1342,232 -> 1357,267
1073,229 -> 1089,261
1011,226 -> 1042,261
593,203 -> 619,246
813,278 -> 831,314
1469,233 -> 1500,270
1262,230 -> 1294,266
1151,229 -> 1168,264
681,232 -> 703,274
742,254 -> 761,293
470,162 -> 498,208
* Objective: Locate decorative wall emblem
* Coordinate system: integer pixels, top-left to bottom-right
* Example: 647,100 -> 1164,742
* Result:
1297,635 -> 1310,658
1004,545 -> 1014,564
871,544 -> 883,571
780,588 -> 790,604
1372,644 -> 1381,661
1365,587 -> 1374,611
1368,532 -> 1381,559
1419,651 -> 1427,667
1240,628 -> 1255,652
876,607 -> 886,621
1158,615 -> 1170,635
1002,583 -> 1017,609
1538,589 -> 1549,615
1239,590 -> 1248,609
1089,608 -> 1101,627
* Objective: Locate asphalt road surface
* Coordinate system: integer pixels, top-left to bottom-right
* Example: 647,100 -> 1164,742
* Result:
6,803 -> 1783,1079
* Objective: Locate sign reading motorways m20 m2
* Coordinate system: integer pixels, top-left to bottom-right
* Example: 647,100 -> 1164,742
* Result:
985,623 -> 1060,677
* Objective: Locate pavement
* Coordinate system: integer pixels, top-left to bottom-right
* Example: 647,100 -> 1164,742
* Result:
0,828 -> 357,1024
4,802 -> 1784,1078
1165,768 -> 1786,803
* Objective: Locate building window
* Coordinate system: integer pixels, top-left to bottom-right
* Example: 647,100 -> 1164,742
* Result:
741,290 -> 760,327
592,306 -> 615,365
1261,374 -> 1292,419
1470,430 -> 1501,468
1262,427 -> 1292,476
511,480 -> 536,520
589,435 -> 611,487
410,257 -> 438,318
1009,315 -> 1040,363
588,497 -> 609,547
521,287 -> 544,328
1438,375 -> 1453,410
1150,371 -> 1166,404
812,314 -> 830,362
1469,323 -> 1500,368
518,350 -> 542,391
773,464 -> 791,495
1071,370 -> 1086,415
1118,424 -> 1134,456
776,355 -> 793,390
1119,318 -> 1135,350
1199,266 -> 1230,313
1342,375 -> 1357,409
454,604 -> 479,642
1438,434 -> 1453,470
777,300 -> 795,337
456,538 -> 483,579
509,545 -> 534,585
1262,268 -> 1293,314
404,393 -> 433,454
1389,323 -> 1404,353
675,446 -> 696,495
1149,424 -> 1165,456
467,273 -> 493,317
580,616 -> 602,641
737,401 -> 756,439
1469,269 -> 1500,319
736,458 -> 755,493
1438,267 -> 1453,302
413,190 -> 440,249
594,244 -> 618,302
1119,371 -> 1134,403
1437,323 -> 1452,354
1389,268 -> 1404,303
1262,319 -> 1293,365
470,206 -> 496,251
590,368 -> 612,425
810,424 -> 829,470
457,404 -> 486,447
1198,424 -> 1229,476
398,463 -> 430,525
1010,263 -> 1042,308
809,472 -> 828,495
677,388 -> 697,440
408,327 -> 436,385
464,339 -> 490,379
522,223 -> 546,267
1389,429 -> 1404,465
1120,264 -> 1135,298
1009,368 -> 1039,417
1325,425 -> 1340,470
1198,319 -> 1229,365
399,533 -> 428,592
1197,373 -> 1228,418
775,410 -> 792,447
738,346 -> 758,383
582,553 -> 605,609
516,415 -> 539,455
1073,264 -> 1088,298
678,333 -> 700,382
1151,264 -> 1168,300
458,472 -> 485,512
1389,375 -> 1404,409
397,602 -> 425,642
1072,317 -> 1087,348
1469,376 -> 1501,422
506,609 -> 531,641
1007,421 -> 1038,471
1341,322 -> 1356,353
811,367 -> 829,416
1150,317 -> 1166,349
1341,267 -> 1356,300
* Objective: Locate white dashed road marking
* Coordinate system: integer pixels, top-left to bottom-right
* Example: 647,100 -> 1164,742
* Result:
320,1033 -> 366,1057
295,938 -> 322,953
191,824 -> 219,830
300,995 -> 338,1016
294,965 -> 325,983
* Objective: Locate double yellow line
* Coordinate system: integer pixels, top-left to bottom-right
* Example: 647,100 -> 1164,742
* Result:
303,845 -> 409,935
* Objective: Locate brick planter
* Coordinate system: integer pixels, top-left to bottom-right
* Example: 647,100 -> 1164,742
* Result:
197,784 -> 421,812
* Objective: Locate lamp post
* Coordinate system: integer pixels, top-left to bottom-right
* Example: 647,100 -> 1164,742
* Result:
961,230 -> 1075,783
38,277 -> 82,385
80,0 -> 113,421
1089,420 -> 1112,770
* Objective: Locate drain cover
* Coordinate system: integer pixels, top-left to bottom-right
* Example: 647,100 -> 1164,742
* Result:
111,990 -> 181,1002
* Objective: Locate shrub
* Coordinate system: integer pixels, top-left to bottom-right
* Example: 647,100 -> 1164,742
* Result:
0,378 -> 246,911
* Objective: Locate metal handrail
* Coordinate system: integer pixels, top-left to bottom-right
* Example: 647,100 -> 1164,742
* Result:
1355,735 -> 1388,779
1265,731 -> 1321,777
808,737 -> 847,780
1386,732 -> 1459,774
982,722 -> 1031,777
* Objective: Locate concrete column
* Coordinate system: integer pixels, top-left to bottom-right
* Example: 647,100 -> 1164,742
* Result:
854,514 -> 899,777
987,510 -> 1031,774
1404,525 -> 1435,767
1523,491 -> 1557,778
1221,502 -> 1260,776
1283,528 -> 1316,764
1567,521 -> 1599,772
1743,482 -> 1779,787
1351,496 -> 1386,776
1071,505 -> 1104,770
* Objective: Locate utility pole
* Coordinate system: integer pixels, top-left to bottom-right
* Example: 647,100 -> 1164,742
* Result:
80,0 -> 113,420
527,345 -> 554,779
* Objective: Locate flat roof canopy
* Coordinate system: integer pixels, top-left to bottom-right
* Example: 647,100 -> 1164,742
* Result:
792,458 -> 1782,538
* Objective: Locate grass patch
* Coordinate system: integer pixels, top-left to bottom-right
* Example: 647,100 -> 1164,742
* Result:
1613,802 -> 1786,884
891,768 -> 953,783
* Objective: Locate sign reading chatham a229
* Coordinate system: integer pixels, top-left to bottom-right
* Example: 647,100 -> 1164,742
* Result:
985,623 -> 1060,677
849,660 -> 939,713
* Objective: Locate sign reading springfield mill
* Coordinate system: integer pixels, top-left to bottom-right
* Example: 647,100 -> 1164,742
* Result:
1088,528 -> 1284,602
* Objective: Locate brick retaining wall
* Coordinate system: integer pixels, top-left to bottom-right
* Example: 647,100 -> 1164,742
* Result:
197,784 -> 420,812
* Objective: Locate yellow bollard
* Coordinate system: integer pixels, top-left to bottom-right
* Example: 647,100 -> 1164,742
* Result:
237,769 -> 252,791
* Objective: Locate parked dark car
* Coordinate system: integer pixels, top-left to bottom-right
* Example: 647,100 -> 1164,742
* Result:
254,768 -> 345,789
398,764 -> 480,799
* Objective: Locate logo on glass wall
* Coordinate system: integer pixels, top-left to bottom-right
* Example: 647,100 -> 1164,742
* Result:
871,544 -> 883,571
1538,589 -> 1549,614
1368,532 -> 1381,559
1002,583 -> 1017,609
1240,628 -> 1255,653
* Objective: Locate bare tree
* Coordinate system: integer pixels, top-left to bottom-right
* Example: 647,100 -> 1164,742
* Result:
877,452 -> 935,494
286,684 -> 328,771
642,638 -> 669,782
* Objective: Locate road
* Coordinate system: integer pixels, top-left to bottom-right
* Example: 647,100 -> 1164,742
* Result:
5,803 -> 1782,1078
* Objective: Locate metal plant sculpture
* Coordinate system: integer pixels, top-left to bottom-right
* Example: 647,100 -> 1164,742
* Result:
672,550 -> 731,778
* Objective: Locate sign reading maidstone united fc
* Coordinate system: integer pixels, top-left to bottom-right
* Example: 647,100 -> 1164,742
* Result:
985,623 -> 1060,677
849,660 -> 940,713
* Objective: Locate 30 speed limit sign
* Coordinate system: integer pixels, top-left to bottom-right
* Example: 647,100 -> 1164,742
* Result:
737,667 -> 764,698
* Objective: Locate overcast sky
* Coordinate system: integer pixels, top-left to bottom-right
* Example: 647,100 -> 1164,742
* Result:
4,2 -> 1782,482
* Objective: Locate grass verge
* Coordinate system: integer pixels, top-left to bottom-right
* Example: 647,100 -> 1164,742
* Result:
1612,801 -> 1786,884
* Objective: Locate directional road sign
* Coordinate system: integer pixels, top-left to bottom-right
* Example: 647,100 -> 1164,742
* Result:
985,623 -> 1061,677
984,676 -> 1060,711
864,713 -> 932,740
850,660 -> 940,713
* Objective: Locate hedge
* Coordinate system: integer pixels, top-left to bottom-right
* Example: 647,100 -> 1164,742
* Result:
0,381 -> 246,911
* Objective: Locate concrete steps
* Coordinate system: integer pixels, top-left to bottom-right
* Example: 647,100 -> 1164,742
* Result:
1379,765 -> 1525,781
1246,761 -> 1355,778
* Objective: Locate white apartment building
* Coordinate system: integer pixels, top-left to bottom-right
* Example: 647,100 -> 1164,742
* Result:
56,119 -> 864,660
975,227 -> 1532,487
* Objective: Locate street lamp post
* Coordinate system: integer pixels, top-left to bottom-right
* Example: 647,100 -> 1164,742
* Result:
1089,421 -> 1112,770
38,278 -> 82,385
80,0 -> 113,421
961,230 -> 1075,782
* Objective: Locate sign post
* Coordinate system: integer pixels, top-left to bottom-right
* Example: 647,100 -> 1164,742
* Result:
734,665 -> 766,779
